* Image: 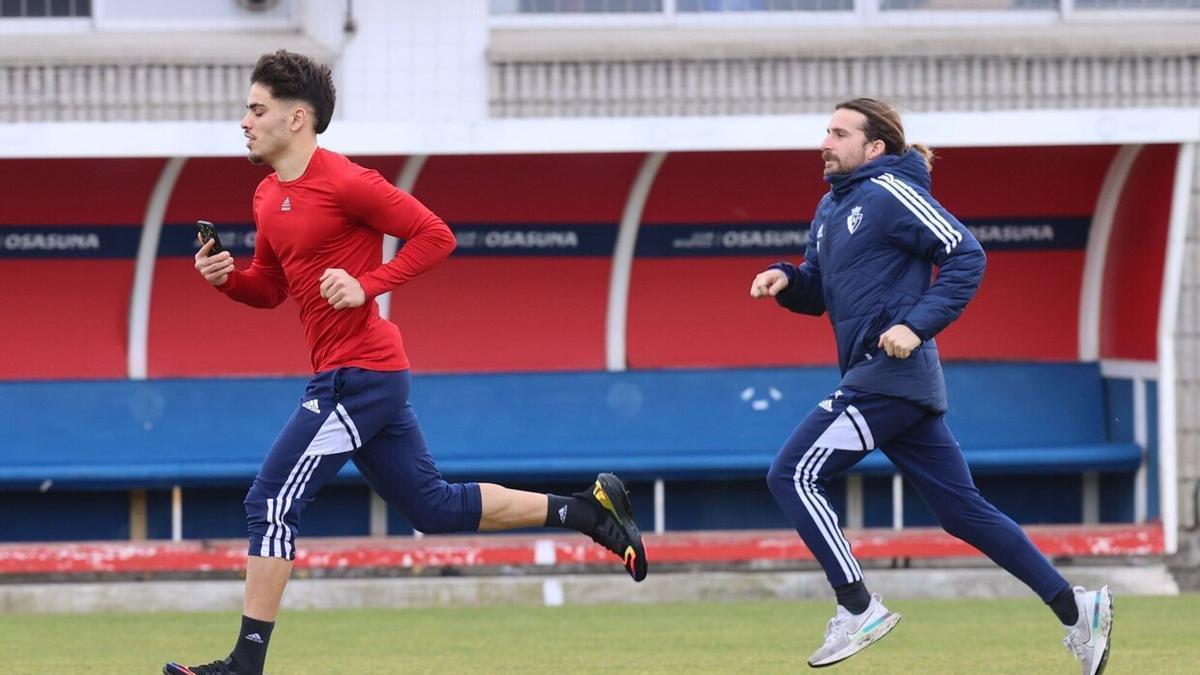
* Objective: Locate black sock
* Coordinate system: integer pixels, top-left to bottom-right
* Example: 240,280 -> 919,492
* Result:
1049,587 -> 1079,625
229,614 -> 274,675
834,580 -> 872,615
545,494 -> 599,533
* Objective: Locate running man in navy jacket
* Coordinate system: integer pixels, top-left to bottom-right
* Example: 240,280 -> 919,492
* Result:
750,98 -> 1112,674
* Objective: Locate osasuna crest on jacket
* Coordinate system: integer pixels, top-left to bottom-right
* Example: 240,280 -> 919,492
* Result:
846,206 -> 863,234
771,149 -> 986,413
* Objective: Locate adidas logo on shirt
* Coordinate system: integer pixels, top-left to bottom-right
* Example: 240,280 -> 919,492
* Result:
281,196 -> 292,212
558,505 -> 568,524
302,399 -> 320,414
243,632 -> 264,644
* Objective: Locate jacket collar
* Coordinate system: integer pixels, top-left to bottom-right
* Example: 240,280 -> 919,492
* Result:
825,149 -> 930,198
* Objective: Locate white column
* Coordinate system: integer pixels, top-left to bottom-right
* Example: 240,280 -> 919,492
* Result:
606,152 -> 666,371
1079,145 -> 1142,361
1158,142 -> 1197,555
127,156 -> 187,379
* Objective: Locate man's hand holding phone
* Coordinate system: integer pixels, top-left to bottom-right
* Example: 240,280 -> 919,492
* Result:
195,220 -> 234,287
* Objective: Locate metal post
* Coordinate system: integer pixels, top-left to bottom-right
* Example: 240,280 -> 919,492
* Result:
171,485 -> 183,542
653,478 -> 665,535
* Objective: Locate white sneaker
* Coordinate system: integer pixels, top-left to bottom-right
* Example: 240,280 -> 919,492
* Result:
1062,585 -> 1114,675
807,593 -> 902,668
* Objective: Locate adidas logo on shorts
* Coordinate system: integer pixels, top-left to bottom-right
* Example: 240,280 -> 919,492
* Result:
302,399 -> 321,414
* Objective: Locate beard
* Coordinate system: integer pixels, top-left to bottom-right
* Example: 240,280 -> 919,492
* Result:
247,152 -> 264,166
823,153 -> 864,176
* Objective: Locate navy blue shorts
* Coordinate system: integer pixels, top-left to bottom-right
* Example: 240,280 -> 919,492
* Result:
244,368 -> 482,559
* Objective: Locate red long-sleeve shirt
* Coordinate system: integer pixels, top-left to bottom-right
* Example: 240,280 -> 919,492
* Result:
217,147 -> 456,373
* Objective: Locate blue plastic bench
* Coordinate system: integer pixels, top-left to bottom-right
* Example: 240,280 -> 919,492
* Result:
0,363 -> 1139,489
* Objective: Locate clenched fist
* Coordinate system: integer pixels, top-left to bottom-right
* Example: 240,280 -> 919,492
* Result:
750,269 -> 790,298
877,324 -> 921,359
319,268 -> 366,310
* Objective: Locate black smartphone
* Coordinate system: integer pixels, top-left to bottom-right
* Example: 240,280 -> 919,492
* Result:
196,220 -> 224,255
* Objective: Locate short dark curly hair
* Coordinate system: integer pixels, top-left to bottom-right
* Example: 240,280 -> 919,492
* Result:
250,49 -> 336,134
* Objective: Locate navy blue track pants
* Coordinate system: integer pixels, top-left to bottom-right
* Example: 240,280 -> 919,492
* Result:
245,368 -> 482,560
766,387 -> 1070,602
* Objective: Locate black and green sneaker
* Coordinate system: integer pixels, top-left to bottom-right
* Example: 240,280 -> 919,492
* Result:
575,472 -> 648,582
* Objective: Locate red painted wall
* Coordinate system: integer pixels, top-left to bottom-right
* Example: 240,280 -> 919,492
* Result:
0,159 -> 163,379
0,145 -> 1175,381
404,153 -> 643,372
629,146 -> 1116,368
631,151 -> 835,368
931,146 -> 1117,361
1099,144 -> 1178,361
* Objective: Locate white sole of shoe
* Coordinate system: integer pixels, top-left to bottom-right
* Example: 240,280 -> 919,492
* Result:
1092,589 -> 1113,675
808,611 -> 903,668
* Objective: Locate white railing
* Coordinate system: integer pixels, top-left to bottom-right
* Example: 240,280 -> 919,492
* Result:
16,54 -> 1192,124
489,54 -> 1200,117
488,0 -> 1200,26
0,64 -> 251,123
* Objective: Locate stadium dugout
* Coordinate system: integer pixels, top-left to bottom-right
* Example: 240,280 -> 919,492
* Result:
0,143 -> 1184,574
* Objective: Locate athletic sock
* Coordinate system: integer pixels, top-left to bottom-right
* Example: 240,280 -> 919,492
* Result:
229,614 -> 275,675
545,494 -> 599,533
834,580 -> 872,615
1049,586 -> 1080,626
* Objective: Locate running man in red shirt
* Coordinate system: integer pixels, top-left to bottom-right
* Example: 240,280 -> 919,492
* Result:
163,50 -> 646,675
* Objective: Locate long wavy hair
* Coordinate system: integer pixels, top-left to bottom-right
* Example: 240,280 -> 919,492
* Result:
835,98 -> 933,172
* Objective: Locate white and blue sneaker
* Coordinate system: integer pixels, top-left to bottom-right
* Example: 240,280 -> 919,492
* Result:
807,593 -> 902,668
1063,585 -> 1113,675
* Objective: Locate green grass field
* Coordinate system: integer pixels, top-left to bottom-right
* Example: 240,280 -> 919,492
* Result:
2,594 -> 1196,674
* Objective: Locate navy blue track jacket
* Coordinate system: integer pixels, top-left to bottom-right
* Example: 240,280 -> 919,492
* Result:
772,149 -> 986,413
